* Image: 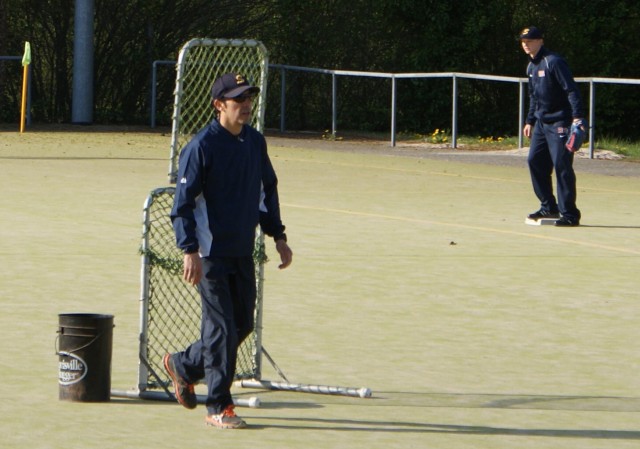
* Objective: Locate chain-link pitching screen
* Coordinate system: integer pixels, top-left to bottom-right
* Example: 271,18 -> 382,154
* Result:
138,187 -> 267,391
167,38 -> 268,183
137,39 -> 269,392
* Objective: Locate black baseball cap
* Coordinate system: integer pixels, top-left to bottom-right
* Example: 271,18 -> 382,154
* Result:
519,26 -> 543,40
211,73 -> 260,99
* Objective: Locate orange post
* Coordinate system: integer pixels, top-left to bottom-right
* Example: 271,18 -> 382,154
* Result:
20,42 -> 31,133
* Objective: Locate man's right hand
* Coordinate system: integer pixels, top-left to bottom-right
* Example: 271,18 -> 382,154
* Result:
183,252 -> 202,285
523,124 -> 532,138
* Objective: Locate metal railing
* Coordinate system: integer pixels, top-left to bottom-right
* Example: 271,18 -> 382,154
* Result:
268,66 -> 528,149
574,76 -> 640,158
149,60 -> 177,129
151,61 -> 640,159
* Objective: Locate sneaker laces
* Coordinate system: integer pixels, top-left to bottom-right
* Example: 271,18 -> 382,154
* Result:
221,405 -> 237,417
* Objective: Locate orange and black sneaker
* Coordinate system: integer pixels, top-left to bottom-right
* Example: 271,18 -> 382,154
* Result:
163,353 -> 197,409
205,405 -> 247,429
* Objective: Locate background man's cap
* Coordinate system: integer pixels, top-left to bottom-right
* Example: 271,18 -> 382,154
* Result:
519,26 -> 543,40
211,73 -> 260,99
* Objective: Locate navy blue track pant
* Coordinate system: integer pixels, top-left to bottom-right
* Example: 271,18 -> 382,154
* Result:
174,255 -> 256,414
527,120 -> 581,221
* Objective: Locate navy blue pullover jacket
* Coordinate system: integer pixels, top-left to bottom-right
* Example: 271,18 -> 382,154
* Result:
525,47 -> 584,125
171,119 -> 285,257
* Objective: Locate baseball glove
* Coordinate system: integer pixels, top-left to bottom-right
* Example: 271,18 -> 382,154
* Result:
565,119 -> 587,153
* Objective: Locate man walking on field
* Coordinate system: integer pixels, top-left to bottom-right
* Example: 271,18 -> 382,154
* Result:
164,72 -> 293,429
520,26 -> 586,227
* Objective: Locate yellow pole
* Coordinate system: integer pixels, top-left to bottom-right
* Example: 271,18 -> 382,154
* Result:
20,42 -> 31,133
20,65 -> 28,133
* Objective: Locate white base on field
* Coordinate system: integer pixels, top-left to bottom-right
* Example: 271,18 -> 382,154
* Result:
525,217 -> 557,226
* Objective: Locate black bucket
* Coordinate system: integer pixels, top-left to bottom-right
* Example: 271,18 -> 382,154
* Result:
57,313 -> 114,402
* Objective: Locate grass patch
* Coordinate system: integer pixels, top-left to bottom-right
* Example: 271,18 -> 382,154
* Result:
399,131 -> 520,151
596,135 -> 640,160
457,135 -> 520,150
276,128 -> 640,161
403,130 -> 640,160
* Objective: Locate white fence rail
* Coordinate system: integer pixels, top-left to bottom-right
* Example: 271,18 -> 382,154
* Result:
151,61 -> 640,159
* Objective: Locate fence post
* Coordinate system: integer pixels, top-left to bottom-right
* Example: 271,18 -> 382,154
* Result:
451,74 -> 458,149
391,75 -> 397,147
280,67 -> 286,133
150,61 -> 158,128
150,60 -> 176,128
332,73 -> 337,138
588,81 -> 595,159
518,80 -> 525,149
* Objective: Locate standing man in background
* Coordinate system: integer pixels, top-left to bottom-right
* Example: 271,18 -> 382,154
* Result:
165,72 -> 293,429
520,26 -> 586,227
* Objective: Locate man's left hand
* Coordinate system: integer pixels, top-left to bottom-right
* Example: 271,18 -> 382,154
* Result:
275,240 -> 293,269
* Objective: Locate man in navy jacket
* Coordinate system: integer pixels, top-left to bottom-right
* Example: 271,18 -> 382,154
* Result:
165,73 -> 293,429
521,26 -> 585,227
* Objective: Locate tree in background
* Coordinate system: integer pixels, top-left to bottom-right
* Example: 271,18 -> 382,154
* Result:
0,1 -> 12,121
1,0 -> 270,123
2,0 -> 640,139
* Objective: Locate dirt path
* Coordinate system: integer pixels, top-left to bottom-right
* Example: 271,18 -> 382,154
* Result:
265,131 -> 640,178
